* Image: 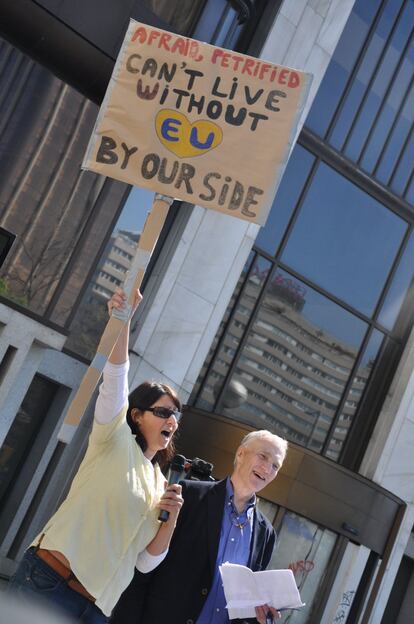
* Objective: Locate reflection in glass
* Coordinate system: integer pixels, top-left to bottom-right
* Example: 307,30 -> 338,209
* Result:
142,0 -> 205,34
255,146 -> 315,257
375,86 -> 414,187
211,268 -> 367,451
308,0 -> 414,206
360,32 -> 414,174
342,1 -> 413,163
329,0 -> 401,149
64,231 -> 139,360
281,162 -> 407,316
194,254 -> 271,411
64,188 -> 154,360
0,38 -> 129,326
305,0 -> 377,138
269,511 -> 337,623
407,176 -> 414,205
390,130 -> 414,197
148,0 -> 247,48
325,329 -> 384,461
190,0 -> 414,471
329,0 -> 401,152
379,230 -> 414,330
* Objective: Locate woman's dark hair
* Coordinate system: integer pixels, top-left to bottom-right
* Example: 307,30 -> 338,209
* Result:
126,381 -> 181,469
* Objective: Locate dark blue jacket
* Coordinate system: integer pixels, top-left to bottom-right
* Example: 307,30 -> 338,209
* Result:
112,478 -> 276,624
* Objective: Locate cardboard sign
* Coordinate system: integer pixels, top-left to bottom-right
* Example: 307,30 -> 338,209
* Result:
83,20 -> 312,225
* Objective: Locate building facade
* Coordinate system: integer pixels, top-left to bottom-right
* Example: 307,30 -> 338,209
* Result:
1,1 -> 414,622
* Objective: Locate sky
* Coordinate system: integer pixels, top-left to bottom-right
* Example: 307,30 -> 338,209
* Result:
114,186 -> 155,234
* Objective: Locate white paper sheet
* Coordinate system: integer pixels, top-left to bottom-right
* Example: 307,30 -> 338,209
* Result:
219,563 -> 305,620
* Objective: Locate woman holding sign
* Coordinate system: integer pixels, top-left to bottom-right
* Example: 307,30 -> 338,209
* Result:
9,288 -> 184,624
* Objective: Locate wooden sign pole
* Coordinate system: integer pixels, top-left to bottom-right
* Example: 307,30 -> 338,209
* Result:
58,193 -> 174,443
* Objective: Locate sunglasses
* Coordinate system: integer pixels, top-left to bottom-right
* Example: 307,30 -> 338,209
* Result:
147,406 -> 182,423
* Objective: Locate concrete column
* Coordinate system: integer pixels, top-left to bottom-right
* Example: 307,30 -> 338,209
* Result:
321,543 -> 370,624
0,304 -> 66,446
358,327 -> 414,623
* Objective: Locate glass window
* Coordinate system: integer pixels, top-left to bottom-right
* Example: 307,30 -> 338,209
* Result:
269,511 -> 337,623
195,1 -> 241,48
341,0 -> 413,162
305,0 -> 380,138
307,0 -> 414,207
144,0 -> 251,47
64,187 -> 154,360
192,0 -> 414,466
194,255 -> 272,411
328,0 -> 403,150
390,130 -> 414,197
406,175 -> 414,205
191,0 -> 260,48
0,227 -> 15,271
359,33 -> 414,174
378,229 -> 414,330
0,39 -> 130,325
142,0 -> 206,34
255,146 -> 315,257
213,269 -> 368,450
324,329 -> 384,461
375,81 -> 414,185
281,162 -> 407,316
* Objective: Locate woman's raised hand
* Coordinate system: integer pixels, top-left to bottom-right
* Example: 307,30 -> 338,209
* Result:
107,287 -> 143,364
107,287 -> 143,319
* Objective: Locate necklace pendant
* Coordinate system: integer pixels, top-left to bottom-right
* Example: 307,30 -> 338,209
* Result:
231,514 -> 248,529
230,502 -> 249,529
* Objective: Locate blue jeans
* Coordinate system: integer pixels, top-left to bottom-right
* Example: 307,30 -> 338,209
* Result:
9,548 -> 109,624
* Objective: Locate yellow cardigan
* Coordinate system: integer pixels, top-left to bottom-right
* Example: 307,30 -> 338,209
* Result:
37,405 -> 165,616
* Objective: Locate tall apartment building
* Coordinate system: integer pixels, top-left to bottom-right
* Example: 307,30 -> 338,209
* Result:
92,231 -> 139,303
0,1 -> 414,622
194,272 -> 362,458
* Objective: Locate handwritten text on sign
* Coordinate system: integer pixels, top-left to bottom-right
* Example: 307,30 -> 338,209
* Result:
83,21 -> 312,225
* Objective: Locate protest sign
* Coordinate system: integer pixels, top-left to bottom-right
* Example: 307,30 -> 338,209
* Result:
83,20 -> 312,225
61,23 -> 312,440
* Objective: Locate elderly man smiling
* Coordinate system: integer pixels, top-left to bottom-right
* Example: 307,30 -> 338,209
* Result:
112,429 -> 287,624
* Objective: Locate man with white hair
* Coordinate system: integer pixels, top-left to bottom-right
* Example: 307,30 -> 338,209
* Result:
112,429 -> 287,624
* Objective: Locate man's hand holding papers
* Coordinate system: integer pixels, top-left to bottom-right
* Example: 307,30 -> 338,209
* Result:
219,563 -> 305,621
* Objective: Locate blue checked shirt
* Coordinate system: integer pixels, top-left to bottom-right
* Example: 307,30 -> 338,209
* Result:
196,478 -> 256,624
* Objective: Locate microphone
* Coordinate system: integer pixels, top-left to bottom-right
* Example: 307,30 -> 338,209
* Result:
158,454 -> 186,522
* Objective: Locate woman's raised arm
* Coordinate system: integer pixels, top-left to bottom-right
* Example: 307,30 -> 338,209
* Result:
108,287 -> 143,365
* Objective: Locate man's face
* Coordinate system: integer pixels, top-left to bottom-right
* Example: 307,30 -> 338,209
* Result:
235,437 -> 284,495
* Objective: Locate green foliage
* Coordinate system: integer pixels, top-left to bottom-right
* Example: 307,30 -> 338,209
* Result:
0,278 -> 28,307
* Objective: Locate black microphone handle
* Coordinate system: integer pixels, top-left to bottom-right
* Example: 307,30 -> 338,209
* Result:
158,471 -> 183,522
